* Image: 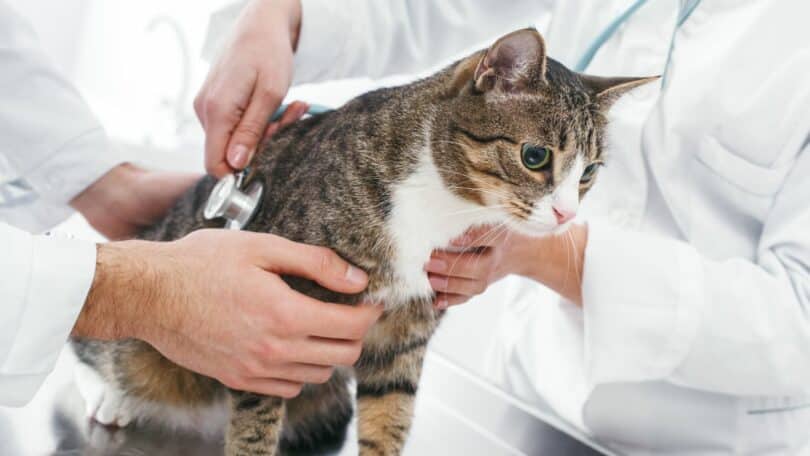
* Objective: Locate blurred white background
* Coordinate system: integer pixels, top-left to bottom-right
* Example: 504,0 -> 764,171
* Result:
9,0 -> 385,175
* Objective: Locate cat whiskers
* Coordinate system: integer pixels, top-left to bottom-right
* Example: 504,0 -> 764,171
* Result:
441,203 -> 509,218
442,221 -> 509,289
467,222 -> 511,276
564,229 -> 582,293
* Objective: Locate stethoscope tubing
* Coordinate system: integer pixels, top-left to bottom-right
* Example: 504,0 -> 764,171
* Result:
574,0 -> 702,79
271,103 -> 332,122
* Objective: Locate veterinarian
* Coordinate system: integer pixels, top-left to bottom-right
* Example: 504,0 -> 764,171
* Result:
199,0 -> 810,454
0,1 -> 382,407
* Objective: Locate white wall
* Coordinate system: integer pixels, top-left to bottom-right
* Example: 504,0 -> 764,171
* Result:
5,0 -> 91,76
6,0 -> 390,173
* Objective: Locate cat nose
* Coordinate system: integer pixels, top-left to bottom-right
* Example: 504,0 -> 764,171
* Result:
552,206 -> 576,225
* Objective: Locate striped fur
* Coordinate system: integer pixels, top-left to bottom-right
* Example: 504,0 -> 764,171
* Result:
71,29 -> 652,456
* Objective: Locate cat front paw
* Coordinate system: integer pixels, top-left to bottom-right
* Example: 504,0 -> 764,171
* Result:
74,362 -> 134,428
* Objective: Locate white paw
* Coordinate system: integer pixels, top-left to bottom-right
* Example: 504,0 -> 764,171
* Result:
74,363 -> 133,427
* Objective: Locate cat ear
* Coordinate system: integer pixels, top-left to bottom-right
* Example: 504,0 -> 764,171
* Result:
473,28 -> 548,93
580,74 -> 660,109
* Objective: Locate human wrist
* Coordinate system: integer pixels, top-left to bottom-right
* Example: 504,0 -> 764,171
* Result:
506,237 -> 538,280
69,163 -> 141,222
520,223 -> 588,305
253,0 -> 302,50
73,240 -> 161,341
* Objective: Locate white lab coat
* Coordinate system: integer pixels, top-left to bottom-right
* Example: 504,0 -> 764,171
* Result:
0,2 -> 120,406
240,0 -> 809,454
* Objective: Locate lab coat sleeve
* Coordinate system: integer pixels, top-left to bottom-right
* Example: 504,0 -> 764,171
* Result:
0,223 -> 96,406
292,0 -> 554,84
0,1 -> 122,233
581,146 -> 810,396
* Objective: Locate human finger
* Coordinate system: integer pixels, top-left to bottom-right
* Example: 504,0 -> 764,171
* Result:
428,273 -> 486,297
277,101 -> 309,125
255,363 -> 334,384
253,236 -> 369,293
289,337 -> 365,367
203,116 -> 237,177
228,377 -> 304,398
425,249 -> 494,280
226,84 -> 284,169
289,293 -> 383,340
262,101 -> 309,140
450,225 -> 505,248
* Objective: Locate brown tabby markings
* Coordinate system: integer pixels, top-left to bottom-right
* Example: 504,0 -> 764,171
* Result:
72,28 -> 655,456
120,344 -> 222,406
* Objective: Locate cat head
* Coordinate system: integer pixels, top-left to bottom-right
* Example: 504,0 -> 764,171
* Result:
433,28 -> 657,236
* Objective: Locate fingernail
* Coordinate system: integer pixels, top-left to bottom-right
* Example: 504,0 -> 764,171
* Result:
437,299 -> 449,310
429,276 -> 448,290
228,145 -> 250,168
345,265 -> 368,285
425,259 -> 447,273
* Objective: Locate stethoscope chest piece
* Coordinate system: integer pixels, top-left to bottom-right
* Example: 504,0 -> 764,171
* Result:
203,172 -> 264,230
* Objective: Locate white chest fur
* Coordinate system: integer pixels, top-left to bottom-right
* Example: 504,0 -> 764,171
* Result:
373,149 -> 506,308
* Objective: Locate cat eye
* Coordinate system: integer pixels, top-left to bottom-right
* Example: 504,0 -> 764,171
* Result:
580,162 -> 602,184
521,144 -> 552,171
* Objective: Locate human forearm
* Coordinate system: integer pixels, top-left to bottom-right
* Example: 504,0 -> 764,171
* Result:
70,241 -> 159,341
69,163 -> 200,240
514,223 -> 588,305
69,230 -> 381,397
69,164 -> 145,239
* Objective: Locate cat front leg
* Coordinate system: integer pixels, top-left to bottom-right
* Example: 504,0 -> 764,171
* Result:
354,304 -> 439,456
226,391 -> 285,456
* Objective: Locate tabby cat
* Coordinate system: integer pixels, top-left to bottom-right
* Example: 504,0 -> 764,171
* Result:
72,29 -> 654,455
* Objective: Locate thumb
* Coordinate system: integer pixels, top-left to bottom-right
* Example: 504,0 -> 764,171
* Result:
226,89 -> 282,169
255,235 -> 369,294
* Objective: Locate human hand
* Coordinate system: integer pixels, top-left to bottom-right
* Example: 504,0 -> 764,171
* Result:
424,226 -> 525,310
75,230 -> 382,398
70,163 -> 200,240
195,0 -> 305,176
425,224 -> 589,309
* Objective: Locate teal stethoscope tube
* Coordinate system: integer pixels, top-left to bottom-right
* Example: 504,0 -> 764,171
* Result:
271,103 -> 332,122
574,0 -> 702,75
574,0 -> 651,72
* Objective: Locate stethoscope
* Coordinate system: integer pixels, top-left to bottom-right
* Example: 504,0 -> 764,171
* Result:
203,103 -> 330,230
205,0 -> 704,230
574,0 -> 702,75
